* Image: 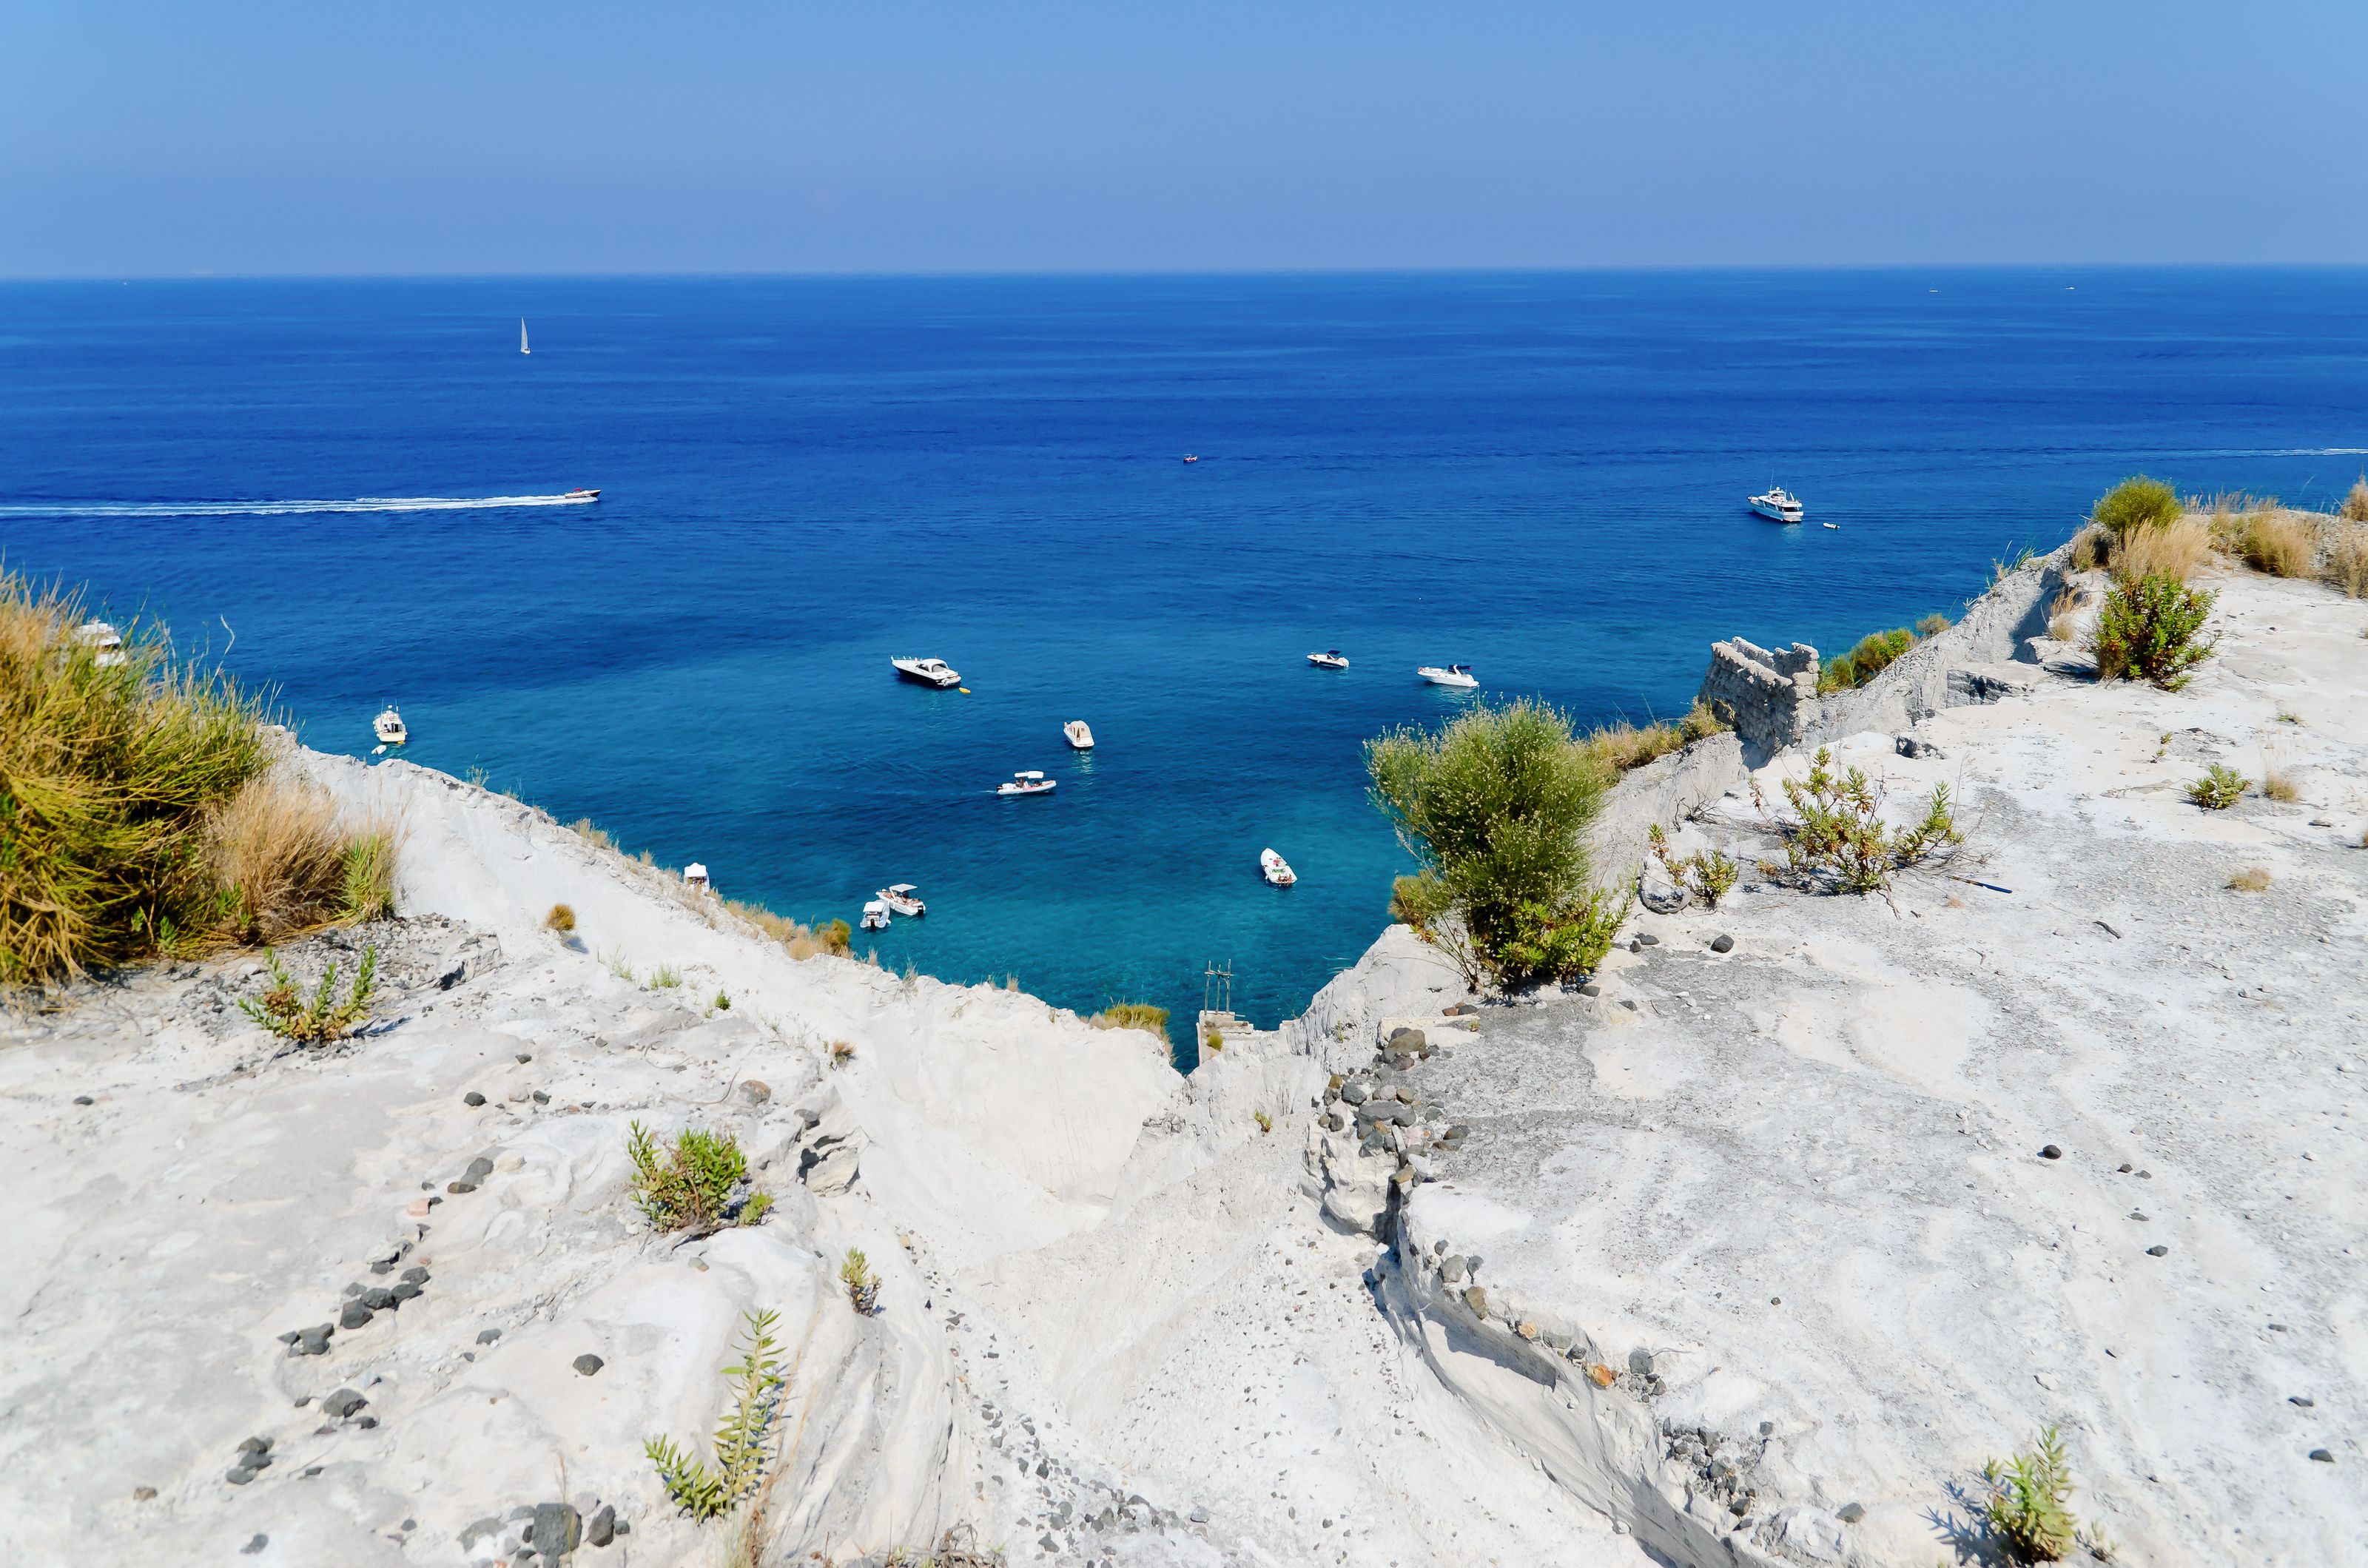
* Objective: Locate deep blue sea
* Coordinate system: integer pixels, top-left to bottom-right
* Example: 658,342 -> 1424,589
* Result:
4,271 -> 2365,1053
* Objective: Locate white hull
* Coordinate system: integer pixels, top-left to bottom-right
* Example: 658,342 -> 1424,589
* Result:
1749,488 -> 1805,524
1064,720 -> 1095,750
374,708 -> 408,745
1259,848 -> 1296,886
1308,651 -> 1349,669
892,657 -> 962,689
998,781 -> 1057,796
1417,666 -> 1477,689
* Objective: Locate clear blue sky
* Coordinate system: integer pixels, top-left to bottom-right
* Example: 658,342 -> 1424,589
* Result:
4,1 -> 2361,277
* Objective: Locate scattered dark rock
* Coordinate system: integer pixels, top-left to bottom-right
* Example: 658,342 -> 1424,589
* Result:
1636,932 -> 1660,946
2118,1162 -> 2133,1173
477,1327 -> 502,1345
2292,1395 -> 2315,1407
1462,1285 -> 1487,1315
73,1095 -> 95,1106
132,1486 -> 156,1501
530,1502 -> 582,1555
574,1353 -> 605,1376
531,1090 -> 550,1105
339,1299 -> 376,1330
288,1323 -> 334,1356
1189,1507 -> 1209,1523
463,1091 -> 486,1106
437,963 -> 466,990
2130,1211 -> 2150,1222
390,1279 -> 423,1303
1440,1255 -> 1467,1282
2041,1145 -> 2062,1160
1578,982 -> 1601,997
1386,1026 -> 1427,1053
447,1180 -> 479,1194
586,1503 -> 617,1547
464,1157 -> 495,1183
1709,934 -> 1734,954
362,1287 -> 397,1310
2147,1245 -> 2170,1257
2137,1170 -> 2151,1179
226,1467 -> 258,1485
740,1079 -> 772,1106
240,1535 -> 268,1555
401,1265 -> 429,1285
2310,1448 -> 2335,1463
1629,1348 -> 1655,1375
323,1387 -> 368,1419
515,1052 -> 532,1064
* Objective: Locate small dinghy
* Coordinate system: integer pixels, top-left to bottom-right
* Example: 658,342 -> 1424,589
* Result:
878,884 -> 926,917
1307,650 -> 1349,670
1063,719 -> 1095,750
1260,848 -> 1297,886
374,705 -> 408,744
860,898 -> 892,931
1416,664 -> 1477,689
998,770 -> 1057,797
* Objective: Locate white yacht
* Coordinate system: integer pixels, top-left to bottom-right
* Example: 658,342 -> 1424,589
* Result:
561,488 -> 600,502
998,770 -> 1057,797
374,706 -> 408,745
75,619 -> 127,667
1307,650 -> 1350,670
1749,487 -> 1806,524
892,656 -> 962,689
1063,720 -> 1095,750
1259,847 -> 1297,886
860,898 -> 892,931
1417,664 -> 1478,689
878,884 -> 926,917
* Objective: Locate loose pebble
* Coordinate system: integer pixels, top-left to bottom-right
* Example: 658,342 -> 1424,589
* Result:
462,1091 -> 486,1106
574,1353 -> 605,1376
2040,1145 -> 2062,1160
2147,1245 -> 2169,1257
2310,1448 -> 2335,1463
132,1486 -> 155,1501
240,1535 -> 268,1555
515,1052 -> 532,1063
73,1094 -> 95,1106
1709,935 -> 1734,954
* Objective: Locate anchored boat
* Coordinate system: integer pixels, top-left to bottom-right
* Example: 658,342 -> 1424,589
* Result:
1417,664 -> 1477,689
374,706 -> 408,745
878,884 -> 926,917
1259,847 -> 1297,887
998,770 -> 1057,797
1307,650 -> 1349,670
892,656 -> 962,689
860,898 -> 892,931
1063,720 -> 1095,750
1749,486 -> 1806,524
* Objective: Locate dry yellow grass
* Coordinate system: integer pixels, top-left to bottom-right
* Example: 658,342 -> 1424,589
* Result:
2068,524 -> 2110,573
2325,523 -> 2368,599
1578,699 -> 1729,775
2110,518 -> 2213,583
207,776 -> 402,943
2228,867 -> 2272,893
722,896 -> 850,960
2046,585 -> 2084,642
2343,477 -> 2368,523
2238,511 -> 2316,578
2261,770 -> 2300,803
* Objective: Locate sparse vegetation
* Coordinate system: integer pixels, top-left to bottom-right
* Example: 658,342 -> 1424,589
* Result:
1254,1110 -> 1274,1134
645,1308 -> 787,1522
608,955 -> 635,982
2108,518 -> 2212,584
1202,1027 -> 1223,1053
2046,586 -> 2083,642
1493,892 -> 1632,983
1755,749 -> 1962,894
2236,510 -> 2314,578
1368,698 -> 1622,987
2260,768 -> 2299,804
828,1038 -> 855,1067
569,818 -> 616,852
1818,627 -> 1913,694
2344,477 -> 2368,523
626,1121 -> 762,1234
1577,699 -> 1729,775
0,568 -> 403,987
2091,574 -> 2216,690
2186,764 -> 2246,809
2228,866 -> 2273,893
719,897 -> 851,960
1090,1002 -> 1170,1042
546,903 -> 576,932
240,944 -> 378,1043
1649,824 -> 1740,908
713,989 -> 731,1011
2090,477 -> 2182,541
839,1248 -> 881,1314
2327,525 -> 2368,599
1977,1427 -> 2088,1564
651,963 -> 682,989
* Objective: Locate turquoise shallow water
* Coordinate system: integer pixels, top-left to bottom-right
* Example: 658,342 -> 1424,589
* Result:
3,270 -> 2364,1054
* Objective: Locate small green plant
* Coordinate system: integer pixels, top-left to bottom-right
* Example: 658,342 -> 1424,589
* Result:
645,1308 -> 787,1521
2090,477 -> 2182,540
2187,764 -> 2247,810
2092,574 -> 2216,690
608,954 -> 635,981
1254,1110 -> 1274,1134
1760,750 -> 1962,894
827,1038 -> 855,1067
340,832 -> 397,923
713,989 -> 731,1011
840,1248 -> 881,1314
651,963 -> 682,989
2228,866 -> 2272,893
1090,1002 -> 1169,1041
546,903 -> 576,932
1202,1028 -> 1223,1053
1649,825 -> 1740,908
1979,1426 -> 2077,1562
1818,627 -> 1914,693
1495,890 -> 1632,983
627,1121 -> 760,1234
240,946 -> 378,1043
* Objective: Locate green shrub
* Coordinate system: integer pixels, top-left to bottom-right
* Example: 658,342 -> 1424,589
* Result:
1818,627 -> 1915,694
840,1248 -> 881,1314
2090,477 -> 2182,540
1367,698 -> 1612,986
1494,891 -> 1632,984
650,963 -> 682,989
1091,1002 -> 1169,1041
240,945 -> 377,1043
2187,764 -> 2247,810
1760,750 -> 1961,894
1980,1426 -> 2076,1562
2092,574 -> 2216,690
627,1121 -> 761,1234
645,1308 -> 786,1522
1649,825 -> 1740,908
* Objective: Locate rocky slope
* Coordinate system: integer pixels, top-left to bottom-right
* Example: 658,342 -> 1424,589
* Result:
4,550 -> 2361,1567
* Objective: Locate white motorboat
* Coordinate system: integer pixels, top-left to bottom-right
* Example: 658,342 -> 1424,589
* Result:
892,656 -> 962,689
1307,650 -> 1349,670
562,488 -> 600,502
374,706 -> 408,745
684,863 -> 710,892
1063,720 -> 1095,750
878,884 -> 926,917
75,619 -> 127,667
998,770 -> 1057,797
860,898 -> 892,931
1749,487 -> 1806,524
1417,664 -> 1477,689
1259,847 -> 1296,886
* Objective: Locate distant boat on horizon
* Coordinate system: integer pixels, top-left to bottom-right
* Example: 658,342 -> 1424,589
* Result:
520,319 -> 531,356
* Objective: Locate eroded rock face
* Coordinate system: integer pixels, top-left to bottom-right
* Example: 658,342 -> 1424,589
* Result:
1701,637 -> 1822,758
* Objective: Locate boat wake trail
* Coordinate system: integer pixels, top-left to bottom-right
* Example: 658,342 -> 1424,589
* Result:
0,494 -> 599,519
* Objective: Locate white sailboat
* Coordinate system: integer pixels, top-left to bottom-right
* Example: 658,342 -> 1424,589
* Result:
519,319 -> 531,356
